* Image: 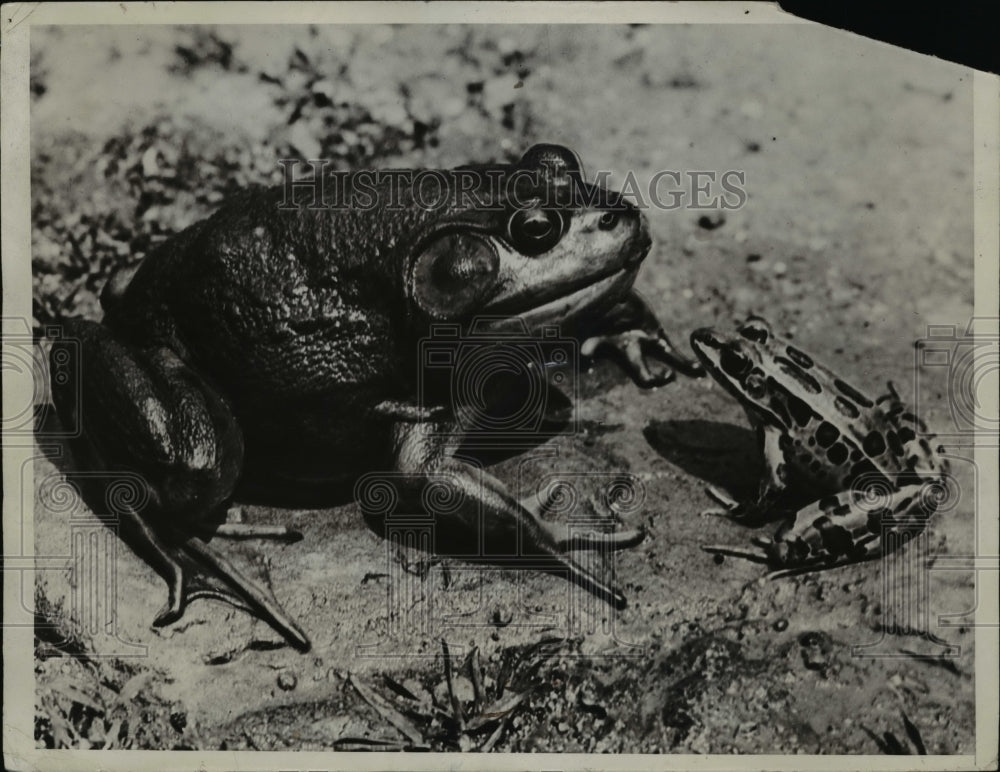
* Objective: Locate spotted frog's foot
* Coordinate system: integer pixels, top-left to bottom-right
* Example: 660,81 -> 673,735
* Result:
700,484 -> 744,518
123,510 -> 311,651
701,542 -> 771,565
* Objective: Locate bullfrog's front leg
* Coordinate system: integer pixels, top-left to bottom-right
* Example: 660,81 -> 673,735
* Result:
377,418 -> 646,609
50,319 -> 310,651
580,289 -> 704,387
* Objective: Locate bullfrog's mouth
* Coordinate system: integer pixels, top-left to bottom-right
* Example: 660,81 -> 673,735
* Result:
485,263 -> 641,332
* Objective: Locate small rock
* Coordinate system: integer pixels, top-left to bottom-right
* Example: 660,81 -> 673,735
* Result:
773,261 -> 787,276
697,213 -> 726,231
277,671 -> 298,691
169,710 -> 187,733
772,618 -> 789,632
799,630 -> 833,671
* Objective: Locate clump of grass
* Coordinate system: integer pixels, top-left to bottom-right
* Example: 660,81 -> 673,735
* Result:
34,584 -> 198,749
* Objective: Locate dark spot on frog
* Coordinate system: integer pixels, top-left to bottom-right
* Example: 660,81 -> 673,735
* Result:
897,426 -> 916,443
807,435 -> 816,446
815,421 -> 840,448
769,395 -> 793,427
816,518 -> 854,555
866,507 -> 891,533
831,501 -> 851,517
775,357 -> 821,393
818,495 -> 840,512
834,396 -> 860,419
850,448 -> 863,462
848,458 -> 888,482
834,378 -> 874,408
886,430 -> 905,457
862,431 -> 887,457
737,319 -> 769,342
786,393 -> 814,426
784,345 -> 814,369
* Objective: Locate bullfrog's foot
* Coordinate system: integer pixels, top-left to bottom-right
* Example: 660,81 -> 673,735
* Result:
554,525 -> 647,552
122,509 -> 311,651
210,522 -> 303,542
582,330 -> 678,387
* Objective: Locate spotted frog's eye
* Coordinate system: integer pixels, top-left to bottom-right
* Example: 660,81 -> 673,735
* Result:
598,210 -> 620,230
507,208 -> 566,256
719,346 -> 752,379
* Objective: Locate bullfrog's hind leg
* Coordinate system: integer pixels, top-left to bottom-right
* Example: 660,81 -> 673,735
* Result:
50,318 -> 310,651
121,507 -> 309,650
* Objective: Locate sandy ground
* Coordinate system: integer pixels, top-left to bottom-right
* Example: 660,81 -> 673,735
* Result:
30,24 -> 976,753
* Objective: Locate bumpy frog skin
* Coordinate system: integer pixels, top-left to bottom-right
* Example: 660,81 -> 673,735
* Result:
690,317 -> 950,577
50,144 -> 700,650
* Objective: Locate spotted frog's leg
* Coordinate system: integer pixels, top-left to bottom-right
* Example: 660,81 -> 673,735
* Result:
704,483 -> 938,576
50,319 -> 311,651
581,289 -> 704,387
377,419 -> 646,609
703,424 -> 793,524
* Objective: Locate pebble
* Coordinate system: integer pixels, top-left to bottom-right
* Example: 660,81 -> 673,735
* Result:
277,671 -> 297,691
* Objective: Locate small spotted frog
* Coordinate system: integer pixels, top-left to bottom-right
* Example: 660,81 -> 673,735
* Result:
689,317 -> 950,575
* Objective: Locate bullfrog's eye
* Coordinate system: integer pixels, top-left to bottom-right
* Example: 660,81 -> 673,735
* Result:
598,211 -> 620,231
507,208 -> 565,256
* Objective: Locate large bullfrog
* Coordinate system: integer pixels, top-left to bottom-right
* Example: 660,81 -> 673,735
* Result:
50,144 -> 700,651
